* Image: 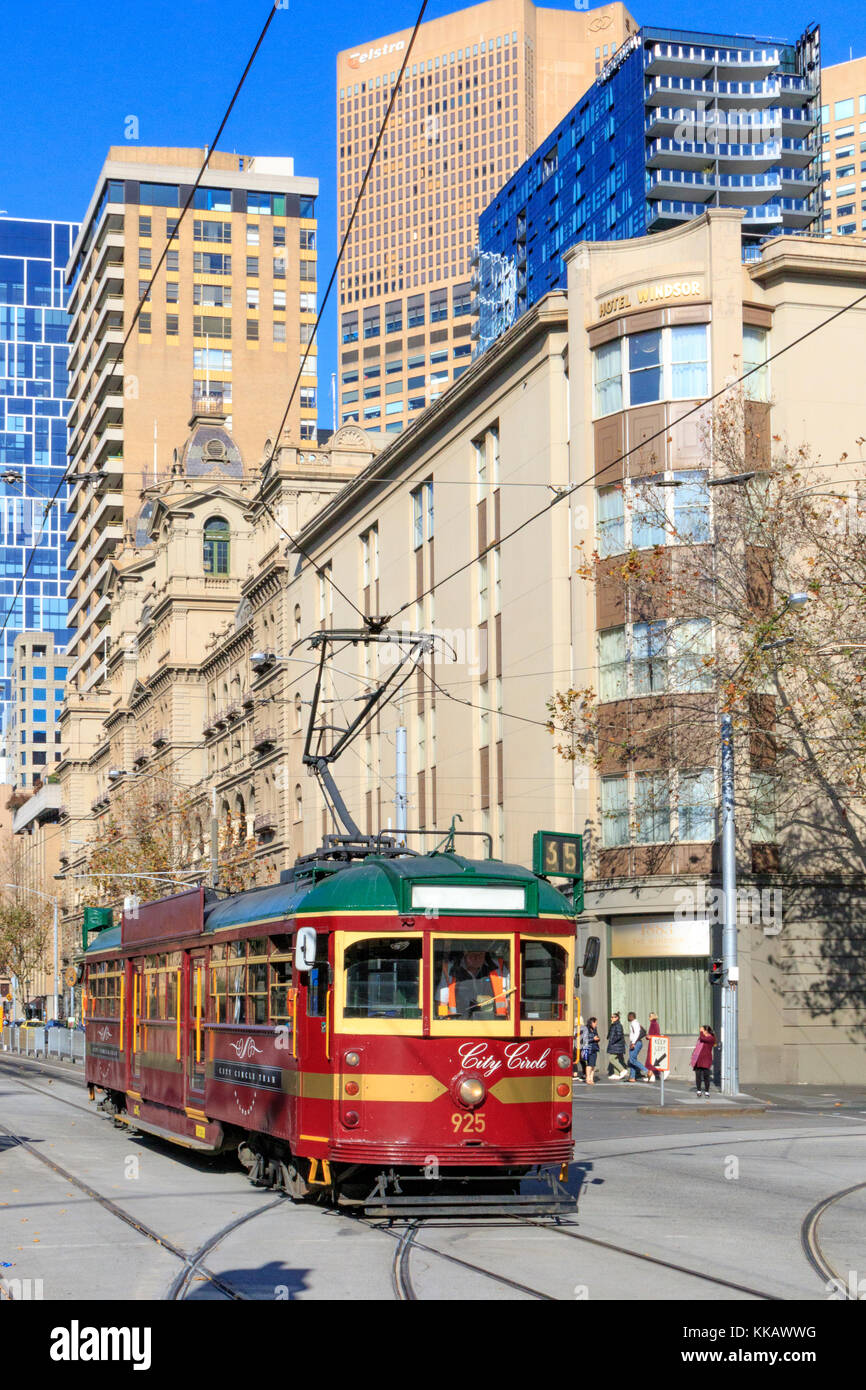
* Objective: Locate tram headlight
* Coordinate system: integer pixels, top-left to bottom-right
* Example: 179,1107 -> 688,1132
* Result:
457,1077 -> 486,1108
557,1054 -> 572,1070
344,1051 -> 360,1067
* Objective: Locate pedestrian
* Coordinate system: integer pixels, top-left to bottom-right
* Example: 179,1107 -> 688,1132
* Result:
627,1011 -> 652,1082
582,1016 -> 600,1085
690,1024 -> 717,1098
574,1017 -> 588,1081
606,1011 -> 629,1079
645,1010 -> 661,1080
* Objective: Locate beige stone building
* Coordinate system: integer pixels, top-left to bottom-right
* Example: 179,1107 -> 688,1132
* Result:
59,209 -> 866,1082
336,0 -> 636,435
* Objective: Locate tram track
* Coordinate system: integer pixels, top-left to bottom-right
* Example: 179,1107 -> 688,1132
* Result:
4,1054 -> 865,1302
800,1180 -> 866,1300
0,1067 -> 286,1302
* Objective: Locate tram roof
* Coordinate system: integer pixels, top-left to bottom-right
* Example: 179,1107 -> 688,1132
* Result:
83,924 -> 123,955
204,853 -> 574,929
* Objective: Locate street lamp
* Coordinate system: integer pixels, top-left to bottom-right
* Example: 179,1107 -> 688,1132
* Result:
4,883 -> 59,1023
719,591 -> 811,1096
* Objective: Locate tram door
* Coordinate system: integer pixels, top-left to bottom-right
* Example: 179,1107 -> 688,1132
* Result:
187,953 -> 207,1100
130,961 -> 143,1088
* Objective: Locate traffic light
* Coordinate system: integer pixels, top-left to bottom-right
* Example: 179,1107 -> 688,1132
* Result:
708,959 -> 724,986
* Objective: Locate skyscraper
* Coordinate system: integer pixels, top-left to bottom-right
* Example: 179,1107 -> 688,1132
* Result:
336,0 -> 637,436
818,54 -> 866,236
0,217 -> 77,738
475,25 -> 822,352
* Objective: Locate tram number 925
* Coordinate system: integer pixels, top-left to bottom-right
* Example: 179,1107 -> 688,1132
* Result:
451,1111 -> 486,1133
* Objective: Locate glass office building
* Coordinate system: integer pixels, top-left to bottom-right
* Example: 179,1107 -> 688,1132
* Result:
474,25 -> 822,353
0,218 -> 77,737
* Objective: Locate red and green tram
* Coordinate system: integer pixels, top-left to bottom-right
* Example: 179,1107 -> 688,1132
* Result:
83,850 -> 579,1209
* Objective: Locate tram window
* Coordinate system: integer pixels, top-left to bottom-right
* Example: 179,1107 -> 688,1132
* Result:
345,938 -> 422,1019
211,961 -> 227,1022
269,956 -> 294,1020
227,959 -> 245,1024
248,956 -> 268,1024
307,938 -> 330,1018
434,938 -> 512,1021
520,940 -> 568,1022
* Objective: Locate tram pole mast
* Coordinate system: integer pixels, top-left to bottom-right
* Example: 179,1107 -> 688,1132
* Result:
395,726 -> 408,846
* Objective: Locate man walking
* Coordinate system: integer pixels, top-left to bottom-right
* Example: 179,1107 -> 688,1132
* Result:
627,1011 -> 652,1082
606,1011 -> 629,1079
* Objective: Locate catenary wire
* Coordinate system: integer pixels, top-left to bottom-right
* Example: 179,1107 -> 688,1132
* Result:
386,282 -> 866,621
255,0 -> 430,625
0,3 -> 281,656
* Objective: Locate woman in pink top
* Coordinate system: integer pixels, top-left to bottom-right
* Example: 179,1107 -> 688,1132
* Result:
691,1024 -> 717,1098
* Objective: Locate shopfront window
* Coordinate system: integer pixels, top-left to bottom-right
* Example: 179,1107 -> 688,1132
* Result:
344,937 -> 422,1019
434,937 -> 512,1021
610,956 -> 711,1035
520,940 -> 568,1021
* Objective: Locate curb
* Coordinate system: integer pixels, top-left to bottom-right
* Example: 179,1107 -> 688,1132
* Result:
638,1105 -> 769,1117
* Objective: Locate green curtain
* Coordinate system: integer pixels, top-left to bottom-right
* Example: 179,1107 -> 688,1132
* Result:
609,956 -> 711,1035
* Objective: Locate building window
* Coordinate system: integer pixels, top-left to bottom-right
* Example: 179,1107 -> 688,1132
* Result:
138,313 -> 151,334
194,220 -> 231,243
672,472 -> 711,543
597,485 -> 624,557
678,769 -> 715,841
203,517 -> 230,575
166,281 -> 179,304
273,289 -> 286,311
632,477 -> 667,549
247,319 -> 259,341
246,287 -> 259,310
246,255 -> 260,277
594,339 -> 623,416
601,775 -> 629,848
139,216 -> 152,238
634,772 -> 670,843
139,247 -> 151,269
743,325 -> 769,402
273,224 -> 286,247
300,228 -> 316,250
411,480 -> 433,548
629,329 -> 663,405
166,249 -> 179,273
594,326 -> 709,417
246,223 -> 260,245
166,314 -> 179,336
273,321 -> 286,342
750,771 -> 778,842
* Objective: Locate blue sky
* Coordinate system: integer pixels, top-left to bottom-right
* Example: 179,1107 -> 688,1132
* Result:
2,0 -> 863,426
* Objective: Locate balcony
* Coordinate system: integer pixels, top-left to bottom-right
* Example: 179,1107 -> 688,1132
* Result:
644,41 -> 780,78
203,717 -> 216,738
241,692 -> 255,710
225,703 -> 241,723
646,137 -> 781,172
646,168 -> 714,202
254,811 -> 276,836
252,727 -> 277,752
133,748 -> 149,768
645,199 -> 711,230
152,728 -> 168,748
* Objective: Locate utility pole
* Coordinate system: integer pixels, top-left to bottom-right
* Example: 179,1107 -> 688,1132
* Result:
52,896 -> 59,1023
720,712 -> 739,1096
395,726 -> 408,846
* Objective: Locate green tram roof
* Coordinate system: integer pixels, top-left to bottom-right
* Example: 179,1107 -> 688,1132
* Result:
205,852 -> 574,930
83,924 -> 123,956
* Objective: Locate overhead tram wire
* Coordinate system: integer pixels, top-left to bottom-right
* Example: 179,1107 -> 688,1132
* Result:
387,280 -> 866,623
256,0 -> 430,627
0,2 -> 282,653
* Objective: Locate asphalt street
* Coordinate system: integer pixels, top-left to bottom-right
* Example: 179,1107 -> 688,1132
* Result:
1,1052 -> 865,1302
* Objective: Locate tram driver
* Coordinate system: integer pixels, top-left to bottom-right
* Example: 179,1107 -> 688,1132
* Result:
437,945 -> 510,1020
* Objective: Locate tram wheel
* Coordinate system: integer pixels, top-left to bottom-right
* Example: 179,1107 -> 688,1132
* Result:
283,1158 -> 311,1201
237,1141 -> 257,1173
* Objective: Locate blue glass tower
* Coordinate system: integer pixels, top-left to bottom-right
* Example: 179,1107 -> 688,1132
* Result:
0,218 -> 77,737
474,25 -> 822,353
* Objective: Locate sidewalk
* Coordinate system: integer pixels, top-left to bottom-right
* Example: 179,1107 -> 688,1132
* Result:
573,1073 -> 866,1114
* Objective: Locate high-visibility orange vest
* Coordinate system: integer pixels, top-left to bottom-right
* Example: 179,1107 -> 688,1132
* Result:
445,962 -> 508,1018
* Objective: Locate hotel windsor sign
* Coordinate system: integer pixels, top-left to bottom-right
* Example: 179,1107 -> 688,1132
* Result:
597,279 -> 704,319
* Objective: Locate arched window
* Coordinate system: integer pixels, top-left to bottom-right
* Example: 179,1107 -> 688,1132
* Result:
203,516 -> 230,575
294,784 -> 303,823
294,693 -> 302,732
294,605 -> 302,641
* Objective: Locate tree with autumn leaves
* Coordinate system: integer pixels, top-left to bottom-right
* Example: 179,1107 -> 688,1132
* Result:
547,391 -> 866,878
83,771 -> 273,908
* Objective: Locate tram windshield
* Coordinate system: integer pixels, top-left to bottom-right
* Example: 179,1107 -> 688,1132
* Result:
520,940 -> 568,1021
344,937 -> 422,1019
434,938 -> 512,1022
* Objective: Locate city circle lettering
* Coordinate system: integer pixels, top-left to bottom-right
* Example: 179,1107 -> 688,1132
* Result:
348,40 -> 406,70
598,279 -> 703,318
458,1041 -> 552,1078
